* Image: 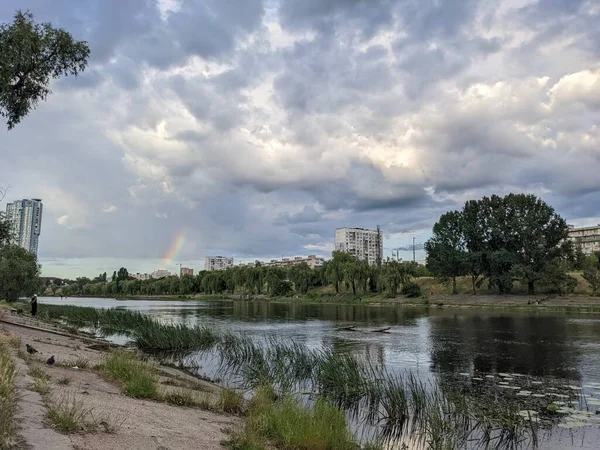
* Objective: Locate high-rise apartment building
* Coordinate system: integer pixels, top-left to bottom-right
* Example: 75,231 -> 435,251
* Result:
5,198 -> 43,255
335,227 -> 383,266
568,224 -> 600,255
205,256 -> 234,271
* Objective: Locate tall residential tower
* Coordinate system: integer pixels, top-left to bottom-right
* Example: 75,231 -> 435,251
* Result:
5,198 -> 43,255
334,227 -> 383,266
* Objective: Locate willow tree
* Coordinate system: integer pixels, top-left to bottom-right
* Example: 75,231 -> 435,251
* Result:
0,10 -> 90,129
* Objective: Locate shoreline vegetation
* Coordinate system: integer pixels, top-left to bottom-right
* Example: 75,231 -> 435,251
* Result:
3,302 -> 595,450
44,277 -> 600,314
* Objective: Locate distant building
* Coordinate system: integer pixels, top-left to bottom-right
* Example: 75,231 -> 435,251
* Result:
151,269 -> 171,279
261,255 -> 325,269
181,267 -> 194,276
133,273 -> 151,281
5,198 -> 43,255
205,256 -> 234,271
335,227 -> 383,266
568,224 -> 600,255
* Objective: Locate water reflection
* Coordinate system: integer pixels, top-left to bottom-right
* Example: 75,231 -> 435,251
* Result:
428,313 -> 582,379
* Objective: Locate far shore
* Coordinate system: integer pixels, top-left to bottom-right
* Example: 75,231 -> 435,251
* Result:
40,292 -> 600,313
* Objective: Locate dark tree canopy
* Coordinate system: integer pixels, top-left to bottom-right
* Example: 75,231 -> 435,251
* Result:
0,10 -> 90,129
425,193 -> 574,295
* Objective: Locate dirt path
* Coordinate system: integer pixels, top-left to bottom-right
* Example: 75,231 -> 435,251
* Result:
1,315 -> 238,450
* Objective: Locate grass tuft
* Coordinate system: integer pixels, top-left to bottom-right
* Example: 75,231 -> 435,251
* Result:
230,386 -> 357,450
219,389 -> 245,415
164,388 -> 196,407
99,350 -> 158,399
57,376 -> 72,386
0,343 -> 18,450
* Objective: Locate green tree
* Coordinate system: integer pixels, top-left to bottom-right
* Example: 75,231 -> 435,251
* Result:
583,253 -> 600,295
501,194 -> 572,295
0,245 -> 40,301
289,262 -> 313,295
325,251 -> 354,294
75,277 -> 90,295
425,211 -> 467,295
0,11 -> 90,129
379,260 -> 413,297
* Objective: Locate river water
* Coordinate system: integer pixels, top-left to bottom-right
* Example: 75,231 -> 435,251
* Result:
40,296 -> 600,449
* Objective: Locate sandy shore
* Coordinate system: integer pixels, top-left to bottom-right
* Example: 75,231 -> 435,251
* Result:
0,313 -> 238,450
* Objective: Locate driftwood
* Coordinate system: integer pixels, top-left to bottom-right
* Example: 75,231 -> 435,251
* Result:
335,325 -> 357,331
370,326 -> 391,333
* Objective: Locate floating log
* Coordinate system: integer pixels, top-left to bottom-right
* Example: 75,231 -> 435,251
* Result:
371,327 -> 391,333
336,325 -> 357,331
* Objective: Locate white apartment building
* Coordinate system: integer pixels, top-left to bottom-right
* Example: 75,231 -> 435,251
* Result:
151,269 -> 171,279
205,256 -> 234,271
262,255 -> 325,269
335,227 -> 383,266
568,224 -> 600,255
5,198 -> 43,255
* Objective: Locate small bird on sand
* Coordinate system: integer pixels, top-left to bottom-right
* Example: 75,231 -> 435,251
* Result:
46,355 -> 55,365
26,344 -> 39,354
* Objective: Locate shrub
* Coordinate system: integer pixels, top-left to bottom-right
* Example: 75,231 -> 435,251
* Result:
401,281 -> 422,298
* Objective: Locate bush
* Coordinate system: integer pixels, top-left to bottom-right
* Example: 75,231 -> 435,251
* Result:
401,281 -> 422,298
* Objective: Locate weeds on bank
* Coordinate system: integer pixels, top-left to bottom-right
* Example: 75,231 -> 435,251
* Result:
218,389 -> 245,414
46,393 -> 93,433
29,365 -> 51,395
0,343 -> 18,450
164,388 -> 197,407
229,386 -> 360,450
45,392 -> 124,434
98,350 -> 159,399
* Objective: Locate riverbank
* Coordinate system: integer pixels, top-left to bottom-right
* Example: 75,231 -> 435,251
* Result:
0,311 -> 238,450
42,292 -> 600,314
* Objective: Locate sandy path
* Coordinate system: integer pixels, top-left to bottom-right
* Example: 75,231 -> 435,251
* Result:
1,316 -> 238,450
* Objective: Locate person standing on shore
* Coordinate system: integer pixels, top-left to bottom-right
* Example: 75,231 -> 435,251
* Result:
30,294 -> 38,317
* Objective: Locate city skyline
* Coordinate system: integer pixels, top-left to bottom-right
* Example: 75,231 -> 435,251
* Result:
1,1 -> 599,279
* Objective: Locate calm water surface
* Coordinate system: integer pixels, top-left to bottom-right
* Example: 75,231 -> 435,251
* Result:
40,296 -> 600,448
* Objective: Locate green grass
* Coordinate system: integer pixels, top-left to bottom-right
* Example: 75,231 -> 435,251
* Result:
230,386 -> 358,450
0,343 -> 18,450
98,350 -> 158,399
57,376 -> 71,386
29,365 -> 51,395
218,389 -> 245,414
164,389 -> 196,407
45,394 -> 92,433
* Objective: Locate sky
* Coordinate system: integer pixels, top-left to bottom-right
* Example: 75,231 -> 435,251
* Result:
1,0 -> 599,279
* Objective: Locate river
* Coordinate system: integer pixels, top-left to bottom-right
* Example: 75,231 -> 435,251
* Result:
39,296 -> 600,449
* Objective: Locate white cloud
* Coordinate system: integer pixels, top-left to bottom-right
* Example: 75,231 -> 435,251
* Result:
56,215 -> 69,225
102,205 -> 118,213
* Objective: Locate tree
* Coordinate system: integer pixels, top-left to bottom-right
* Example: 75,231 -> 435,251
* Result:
112,271 -> 117,282
583,253 -> 600,295
379,261 -> 413,297
0,11 -> 90,129
75,277 -> 90,296
325,251 -> 354,294
0,245 -> 40,301
425,211 -> 467,295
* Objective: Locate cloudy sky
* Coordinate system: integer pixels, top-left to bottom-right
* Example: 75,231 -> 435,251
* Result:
1,0 -> 599,278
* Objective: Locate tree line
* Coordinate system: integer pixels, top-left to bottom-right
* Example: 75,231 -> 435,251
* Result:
424,193 -> 581,295
56,254 -> 428,298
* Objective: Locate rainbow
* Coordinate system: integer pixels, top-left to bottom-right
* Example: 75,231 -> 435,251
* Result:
162,230 -> 186,266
